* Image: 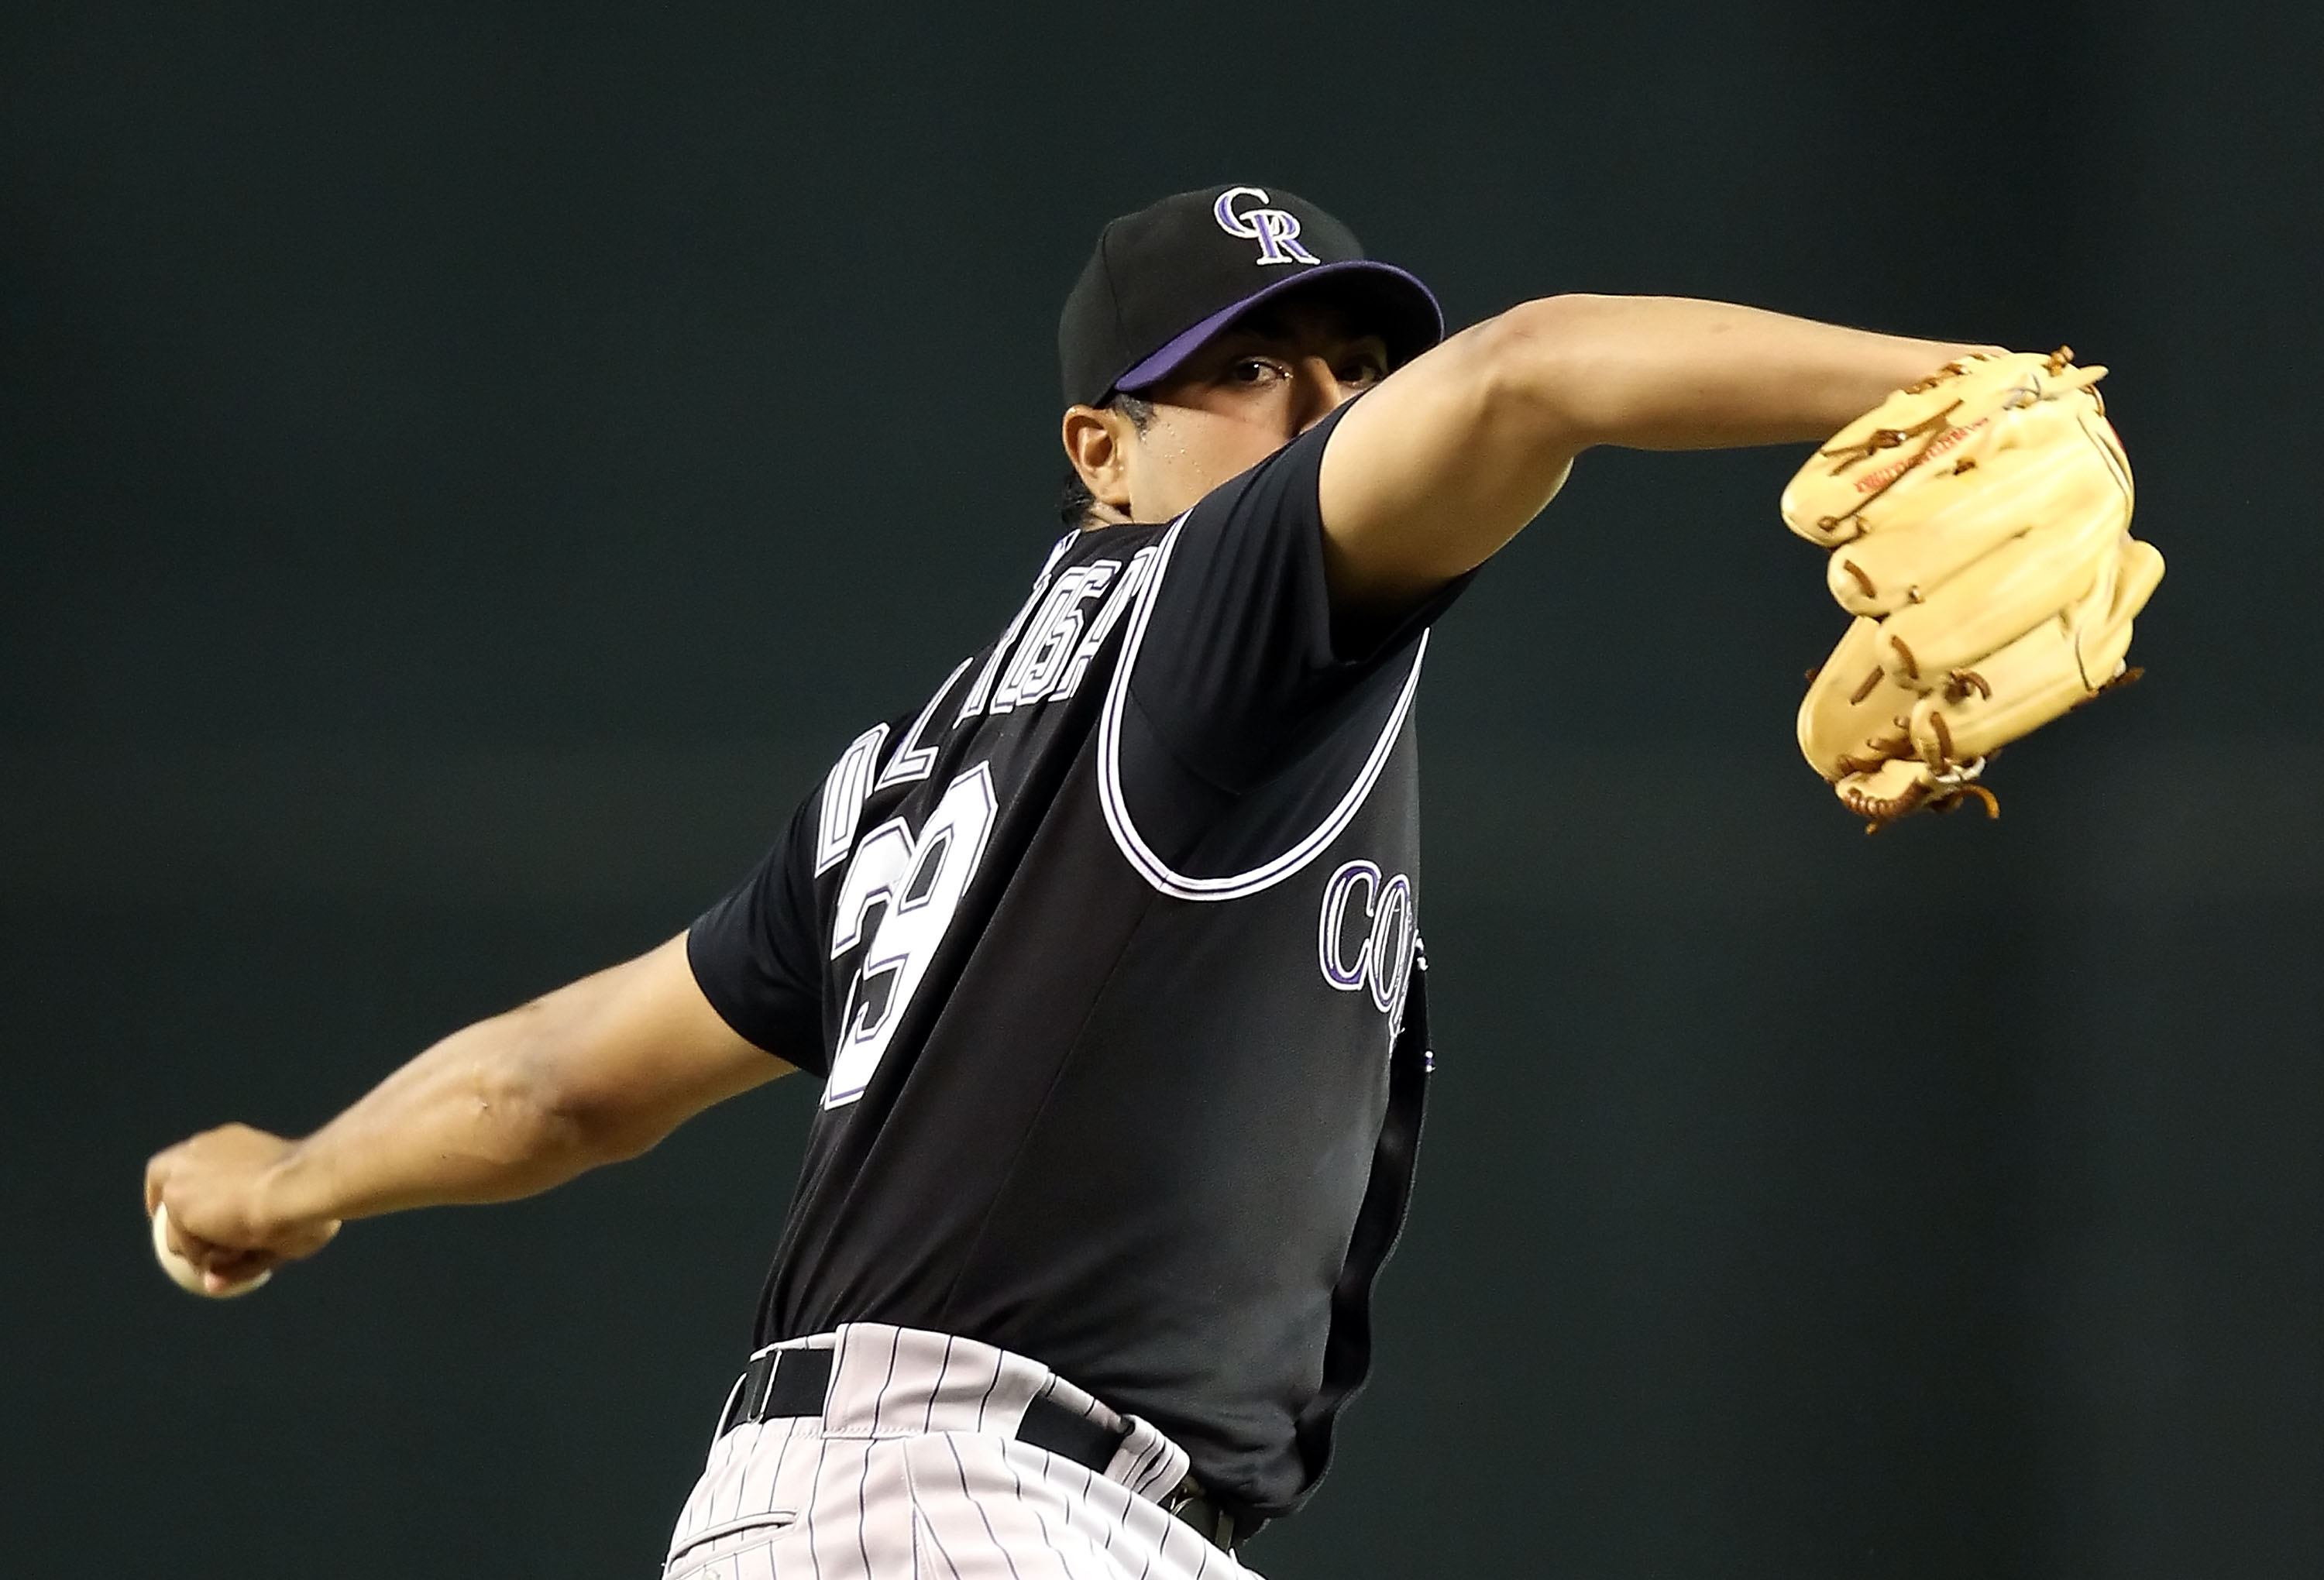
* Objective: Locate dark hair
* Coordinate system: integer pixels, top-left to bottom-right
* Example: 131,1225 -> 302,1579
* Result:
1057,395 -> 1155,527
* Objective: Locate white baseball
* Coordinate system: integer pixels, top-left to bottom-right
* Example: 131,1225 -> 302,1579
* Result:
150,1201 -> 271,1299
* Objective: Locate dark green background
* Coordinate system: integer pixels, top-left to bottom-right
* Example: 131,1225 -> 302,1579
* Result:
5,3 -> 2317,1575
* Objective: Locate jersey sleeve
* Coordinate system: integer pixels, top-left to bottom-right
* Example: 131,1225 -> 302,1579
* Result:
1125,398 -> 1472,795
687,794 -> 830,1075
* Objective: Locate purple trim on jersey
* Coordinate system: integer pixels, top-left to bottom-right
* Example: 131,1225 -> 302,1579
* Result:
1112,259 -> 1442,395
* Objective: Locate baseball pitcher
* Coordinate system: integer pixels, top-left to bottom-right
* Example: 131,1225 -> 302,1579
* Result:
145,184 -> 2158,1578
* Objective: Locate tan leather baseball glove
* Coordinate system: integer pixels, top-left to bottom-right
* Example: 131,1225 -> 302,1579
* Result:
1786,349 -> 2164,830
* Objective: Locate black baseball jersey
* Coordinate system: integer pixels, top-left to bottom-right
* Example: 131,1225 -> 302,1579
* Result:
689,404 -> 1466,1519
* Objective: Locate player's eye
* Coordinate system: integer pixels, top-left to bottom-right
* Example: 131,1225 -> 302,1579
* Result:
1339,354 -> 1387,386
1227,358 -> 1283,386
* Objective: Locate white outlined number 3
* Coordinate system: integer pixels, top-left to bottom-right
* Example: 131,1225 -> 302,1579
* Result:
823,762 -> 999,1109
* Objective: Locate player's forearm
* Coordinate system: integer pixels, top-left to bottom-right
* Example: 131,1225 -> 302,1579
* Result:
150,938 -> 784,1274
254,999 -> 617,1229
1495,293 -> 1979,452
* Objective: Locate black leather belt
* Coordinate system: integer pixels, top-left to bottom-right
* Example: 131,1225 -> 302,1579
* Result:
720,1345 -> 836,1434
720,1349 -> 1256,1552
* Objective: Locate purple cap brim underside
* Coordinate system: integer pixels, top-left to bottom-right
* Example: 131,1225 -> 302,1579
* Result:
1112,259 -> 1444,397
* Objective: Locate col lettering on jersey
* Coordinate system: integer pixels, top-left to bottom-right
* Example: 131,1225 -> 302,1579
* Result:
1318,859 -> 1419,1039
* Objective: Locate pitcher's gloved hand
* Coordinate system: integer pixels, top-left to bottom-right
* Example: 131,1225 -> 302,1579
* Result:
1786,349 -> 2164,830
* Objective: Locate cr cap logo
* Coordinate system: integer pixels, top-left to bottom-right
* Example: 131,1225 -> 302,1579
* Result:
1213,186 -> 1322,266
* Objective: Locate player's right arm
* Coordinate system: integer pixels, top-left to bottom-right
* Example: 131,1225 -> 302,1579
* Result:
144,934 -> 793,1293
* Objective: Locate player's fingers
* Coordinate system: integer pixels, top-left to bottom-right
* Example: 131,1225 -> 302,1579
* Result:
143,1150 -> 174,1216
176,1218 -> 277,1273
201,1247 -> 278,1288
206,1215 -> 339,1269
163,1212 -> 222,1268
161,1207 -> 258,1272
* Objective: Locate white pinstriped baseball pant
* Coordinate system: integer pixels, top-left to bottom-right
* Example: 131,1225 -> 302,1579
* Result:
662,1324 -> 1265,1580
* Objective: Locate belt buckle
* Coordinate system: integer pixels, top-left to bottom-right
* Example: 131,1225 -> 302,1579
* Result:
1160,1474 -> 1237,1551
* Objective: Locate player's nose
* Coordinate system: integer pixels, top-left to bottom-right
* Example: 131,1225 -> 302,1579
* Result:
1291,354 -> 1360,433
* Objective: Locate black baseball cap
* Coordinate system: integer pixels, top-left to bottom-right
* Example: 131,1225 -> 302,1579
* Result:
1058,184 -> 1442,409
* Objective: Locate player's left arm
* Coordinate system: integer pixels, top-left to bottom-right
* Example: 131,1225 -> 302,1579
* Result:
1315,294 -> 1986,614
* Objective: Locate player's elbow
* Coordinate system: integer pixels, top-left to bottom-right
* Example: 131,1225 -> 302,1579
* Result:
1373,297 -> 1599,461
493,998 -> 658,1169
1472,294 -> 1638,447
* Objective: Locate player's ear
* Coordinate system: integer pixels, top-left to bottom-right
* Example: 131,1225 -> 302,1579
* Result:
1062,405 -> 1134,517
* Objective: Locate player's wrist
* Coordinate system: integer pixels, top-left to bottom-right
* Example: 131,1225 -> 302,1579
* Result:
249,1136 -> 335,1240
